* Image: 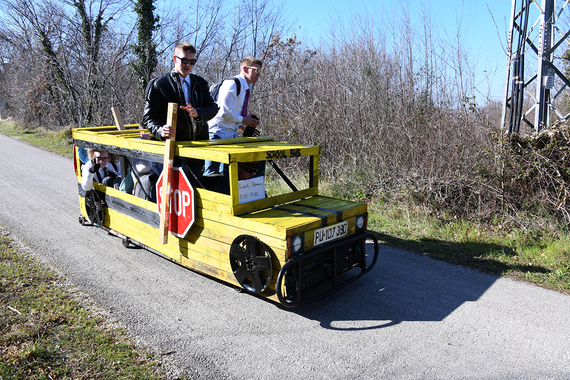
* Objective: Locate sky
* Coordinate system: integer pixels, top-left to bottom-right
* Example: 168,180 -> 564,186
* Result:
284,0 -> 514,104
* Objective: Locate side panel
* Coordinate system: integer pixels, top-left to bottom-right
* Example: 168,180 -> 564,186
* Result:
77,182 -> 285,299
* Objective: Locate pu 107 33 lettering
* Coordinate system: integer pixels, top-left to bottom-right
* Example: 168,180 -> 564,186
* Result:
314,221 -> 348,245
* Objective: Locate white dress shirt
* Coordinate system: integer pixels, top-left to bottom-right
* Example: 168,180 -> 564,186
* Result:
207,74 -> 250,139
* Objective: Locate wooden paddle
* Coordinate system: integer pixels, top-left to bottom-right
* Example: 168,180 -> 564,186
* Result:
159,103 -> 178,244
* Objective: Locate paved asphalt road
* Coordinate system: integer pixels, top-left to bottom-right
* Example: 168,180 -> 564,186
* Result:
1,134 -> 569,379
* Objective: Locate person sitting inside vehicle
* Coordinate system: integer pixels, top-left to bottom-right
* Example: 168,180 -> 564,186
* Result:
213,161 -> 261,195
81,149 -> 121,191
131,158 -> 161,203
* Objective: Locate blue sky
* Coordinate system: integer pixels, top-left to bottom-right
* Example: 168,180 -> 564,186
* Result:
285,0 -> 513,104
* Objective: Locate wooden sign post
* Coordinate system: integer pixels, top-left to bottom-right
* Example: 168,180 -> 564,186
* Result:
159,103 -> 178,244
111,106 -> 127,179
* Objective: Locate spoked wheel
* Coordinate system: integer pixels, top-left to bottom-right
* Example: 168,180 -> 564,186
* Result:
85,190 -> 105,226
230,235 -> 273,293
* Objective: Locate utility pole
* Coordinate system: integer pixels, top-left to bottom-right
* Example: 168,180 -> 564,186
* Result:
501,0 -> 570,134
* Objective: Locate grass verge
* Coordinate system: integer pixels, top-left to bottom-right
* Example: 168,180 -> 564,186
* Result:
0,227 -> 182,379
364,199 -> 570,294
0,120 -> 74,159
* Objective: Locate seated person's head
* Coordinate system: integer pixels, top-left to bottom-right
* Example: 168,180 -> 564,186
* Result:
238,162 -> 259,180
87,149 -> 118,169
88,149 -> 110,168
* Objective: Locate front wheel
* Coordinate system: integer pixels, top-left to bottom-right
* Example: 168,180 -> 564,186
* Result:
229,235 -> 273,293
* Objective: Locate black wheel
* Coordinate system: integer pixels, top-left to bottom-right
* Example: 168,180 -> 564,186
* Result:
229,235 -> 273,293
78,216 -> 88,226
122,237 -> 131,248
85,190 -> 105,226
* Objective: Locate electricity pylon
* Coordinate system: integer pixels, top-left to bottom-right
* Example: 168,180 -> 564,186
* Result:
501,0 -> 570,133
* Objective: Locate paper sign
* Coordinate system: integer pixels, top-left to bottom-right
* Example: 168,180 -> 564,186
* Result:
238,176 -> 265,204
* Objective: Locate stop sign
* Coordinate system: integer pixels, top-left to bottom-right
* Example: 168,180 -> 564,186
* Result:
156,167 -> 195,238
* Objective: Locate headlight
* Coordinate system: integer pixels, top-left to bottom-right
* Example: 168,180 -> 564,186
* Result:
355,213 -> 367,233
289,233 -> 304,257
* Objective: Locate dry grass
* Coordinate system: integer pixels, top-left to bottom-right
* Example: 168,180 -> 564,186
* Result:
0,227 -> 184,379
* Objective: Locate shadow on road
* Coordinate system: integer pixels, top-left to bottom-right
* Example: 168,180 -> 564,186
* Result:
291,235 -> 536,331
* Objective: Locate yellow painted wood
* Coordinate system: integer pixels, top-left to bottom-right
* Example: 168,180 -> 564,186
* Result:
278,204 -> 338,225
111,106 -> 126,130
193,219 -> 288,260
240,207 -> 319,229
198,208 -> 288,239
229,162 -> 239,207
195,187 -> 232,205
95,188 -> 275,265
195,197 -> 234,215
179,255 -> 238,285
72,125 -> 371,303
177,139 -> 317,162
296,196 -> 368,217
231,188 -> 318,215
105,208 -> 283,286
74,146 -> 83,177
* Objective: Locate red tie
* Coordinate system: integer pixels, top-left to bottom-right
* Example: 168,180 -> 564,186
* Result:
241,89 -> 250,116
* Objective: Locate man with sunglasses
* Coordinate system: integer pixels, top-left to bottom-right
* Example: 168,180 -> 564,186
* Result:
143,42 -> 217,142
204,57 -> 263,176
143,42 -> 218,182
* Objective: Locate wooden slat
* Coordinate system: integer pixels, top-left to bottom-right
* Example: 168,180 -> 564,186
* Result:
159,103 -> 178,244
111,106 -> 126,130
232,187 -> 318,215
193,219 -> 288,257
198,208 -> 288,239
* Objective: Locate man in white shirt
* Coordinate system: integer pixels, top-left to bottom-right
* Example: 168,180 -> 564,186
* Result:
204,57 -> 263,176
81,149 -> 121,191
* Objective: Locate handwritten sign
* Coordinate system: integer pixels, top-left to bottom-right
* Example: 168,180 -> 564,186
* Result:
238,176 -> 265,204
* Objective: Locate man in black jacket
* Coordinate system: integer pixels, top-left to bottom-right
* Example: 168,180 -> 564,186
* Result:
143,42 -> 217,141
143,42 -> 218,180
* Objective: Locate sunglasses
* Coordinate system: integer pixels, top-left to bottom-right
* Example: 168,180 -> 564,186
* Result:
175,56 -> 197,65
95,156 -> 109,162
247,66 -> 261,73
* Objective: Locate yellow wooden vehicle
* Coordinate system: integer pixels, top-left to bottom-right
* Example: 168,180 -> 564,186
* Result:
72,124 -> 378,307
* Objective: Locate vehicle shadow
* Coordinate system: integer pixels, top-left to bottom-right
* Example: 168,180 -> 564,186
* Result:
291,233 -> 550,331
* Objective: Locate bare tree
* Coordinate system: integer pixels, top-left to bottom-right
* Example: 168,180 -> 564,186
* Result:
0,0 -> 134,127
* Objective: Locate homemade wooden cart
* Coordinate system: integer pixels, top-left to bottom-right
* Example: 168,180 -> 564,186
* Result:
72,124 -> 379,307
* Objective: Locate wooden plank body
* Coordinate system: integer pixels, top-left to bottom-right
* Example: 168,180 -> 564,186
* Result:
73,125 -> 372,305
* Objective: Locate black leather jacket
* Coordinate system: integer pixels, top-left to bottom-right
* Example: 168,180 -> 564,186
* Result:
142,71 -> 218,141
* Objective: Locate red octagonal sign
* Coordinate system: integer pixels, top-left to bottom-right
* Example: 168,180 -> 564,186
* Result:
156,167 -> 195,238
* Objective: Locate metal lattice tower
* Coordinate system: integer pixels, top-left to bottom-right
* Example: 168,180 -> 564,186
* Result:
501,0 -> 570,134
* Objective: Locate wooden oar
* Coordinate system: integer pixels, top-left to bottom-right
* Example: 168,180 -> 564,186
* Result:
159,103 -> 178,244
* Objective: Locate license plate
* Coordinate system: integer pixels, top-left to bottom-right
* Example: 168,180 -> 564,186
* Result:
314,221 -> 348,245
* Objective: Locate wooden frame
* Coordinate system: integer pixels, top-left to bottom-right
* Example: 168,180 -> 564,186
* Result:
73,125 -> 378,307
